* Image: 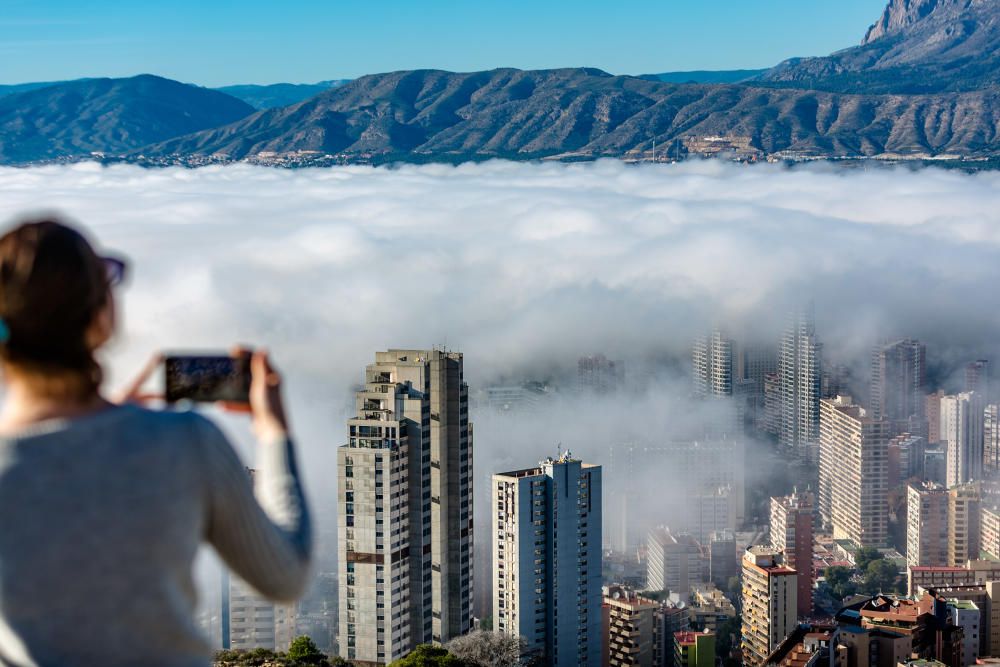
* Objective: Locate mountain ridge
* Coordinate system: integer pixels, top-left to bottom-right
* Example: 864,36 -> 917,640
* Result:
0,75 -> 255,163
5,0 -> 1000,165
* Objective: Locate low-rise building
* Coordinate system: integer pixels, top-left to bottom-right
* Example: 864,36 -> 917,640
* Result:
675,630 -> 715,667
602,586 -> 657,667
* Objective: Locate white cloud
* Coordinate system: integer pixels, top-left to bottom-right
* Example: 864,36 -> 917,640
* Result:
3,158 -> 1000,600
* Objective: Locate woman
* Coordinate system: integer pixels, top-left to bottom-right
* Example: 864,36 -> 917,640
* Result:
0,219 -> 311,666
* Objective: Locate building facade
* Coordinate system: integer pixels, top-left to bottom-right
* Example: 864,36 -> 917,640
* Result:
819,396 -> 890,548
870,339 -> 927,429
337,349 -> 473,665
985,405 -> 1000,476
769,490 -> 815,618
647,527 -> 703,595
778,306 -> 823,459
602,585 -> 657,667
942,392 -> 985,488
493,454 -> 602,667
907,482 -> 949,567
741,546 -> 798,667
693,329 -> 734,398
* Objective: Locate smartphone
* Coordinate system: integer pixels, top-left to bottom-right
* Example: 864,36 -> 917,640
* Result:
164,354 -> 251,404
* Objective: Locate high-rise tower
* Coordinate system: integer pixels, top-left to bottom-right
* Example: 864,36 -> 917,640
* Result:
941,391 -> 985,488
818,396 -> 890,548
693,329 -> 734,397
779,306 -> 823,459
337,349 -> 473,665
493,454 -> 602,667
769,490 -> 814,618
870,339 -> 927,434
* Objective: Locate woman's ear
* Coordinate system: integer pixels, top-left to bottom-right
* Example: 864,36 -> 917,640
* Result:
86,294 -> 116,351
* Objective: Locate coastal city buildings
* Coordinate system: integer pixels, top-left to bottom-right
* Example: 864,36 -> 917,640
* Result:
647,527 -> 703,596
493,453 -> 602,667
908,482 -> 950,567
870,339 -> 927,433
942,392 -> 985,487
769,490 -> 815,617
602,585 -> 657,667
778,306 -> 823,459
741,546 -> 797,667
819,395 -> 890,548
337,349 -> 473,665
693,329 -> 734,397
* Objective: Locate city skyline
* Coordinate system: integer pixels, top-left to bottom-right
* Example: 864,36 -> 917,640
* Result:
1,1 -> 886,87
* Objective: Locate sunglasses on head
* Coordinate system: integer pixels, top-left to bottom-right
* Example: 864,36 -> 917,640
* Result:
102,256 -> 127,287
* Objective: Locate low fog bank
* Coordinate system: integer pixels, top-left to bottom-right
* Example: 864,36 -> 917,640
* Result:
2,158 -> 1000,611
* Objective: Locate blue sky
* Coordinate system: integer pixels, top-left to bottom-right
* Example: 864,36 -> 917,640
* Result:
1,0 -> 887,87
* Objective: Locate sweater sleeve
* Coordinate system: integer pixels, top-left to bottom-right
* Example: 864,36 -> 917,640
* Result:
195,416 -> 313,602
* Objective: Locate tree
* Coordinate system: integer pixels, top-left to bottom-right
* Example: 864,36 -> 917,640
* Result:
389,644 -> 467,667
287,636 -> 328,665
824,565 -> 858,601
445,631 -> 524,667
854,546 -> 882,572
863,559 -> 901,595
716,616 -> 743,667
214,647 -> 281,666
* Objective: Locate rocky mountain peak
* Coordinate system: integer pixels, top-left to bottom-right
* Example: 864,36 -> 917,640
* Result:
862,0 -> 982,44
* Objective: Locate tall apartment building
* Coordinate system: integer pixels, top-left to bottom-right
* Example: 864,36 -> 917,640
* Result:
693,329 -> 733,398
602,586 -> 657,667
982,505 -> 1000,560
907,482 -> 950,567
927,390 -> 946,446
493,454 -> 602,667
226,468 -> 297,652
654,603 -> 692,667
579,354 -> 624,394
337,349 -> 473,665
819,396 -> 890,548
779,306 -> 823,459
762,372 -> 782,437
741,547 -> 798,667
889,433 -> 926,488
906,482 -> 982,569
647,527 -> 703,595
870,339 -> 927,436
709,531 -> 738,589
691,485 -> 735,543
942,392 -> 985,487
769,490 -> 814,618
985,405 -> 1000,475
948,484 -> 982,567
966,360 -> 992,399
228,575 -> 296,651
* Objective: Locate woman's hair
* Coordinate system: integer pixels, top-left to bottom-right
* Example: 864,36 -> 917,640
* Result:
0,219 -> 110,400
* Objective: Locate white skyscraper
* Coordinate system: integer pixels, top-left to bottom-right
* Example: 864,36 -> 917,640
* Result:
942,391 -> 985,488
493,453 -> 602,667
693,329 -> 734,397
779,306 -> 823,459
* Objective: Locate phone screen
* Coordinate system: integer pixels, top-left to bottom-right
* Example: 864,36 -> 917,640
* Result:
164,355 -> 251,404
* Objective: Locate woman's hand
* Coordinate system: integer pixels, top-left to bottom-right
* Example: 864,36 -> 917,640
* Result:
248,349 -> 289,443
114,353 -> 164,405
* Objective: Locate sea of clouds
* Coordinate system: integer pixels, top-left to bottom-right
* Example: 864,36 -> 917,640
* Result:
3,158 -> 1000,614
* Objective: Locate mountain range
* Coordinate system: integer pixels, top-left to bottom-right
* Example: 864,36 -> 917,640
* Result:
2,0 -> 1000,166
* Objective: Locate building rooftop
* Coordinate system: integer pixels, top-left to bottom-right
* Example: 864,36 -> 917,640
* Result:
948,599 -> 979,610
675,630 -> 714,645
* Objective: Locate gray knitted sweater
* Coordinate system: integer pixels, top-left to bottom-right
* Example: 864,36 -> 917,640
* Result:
0,404 -> 312,666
